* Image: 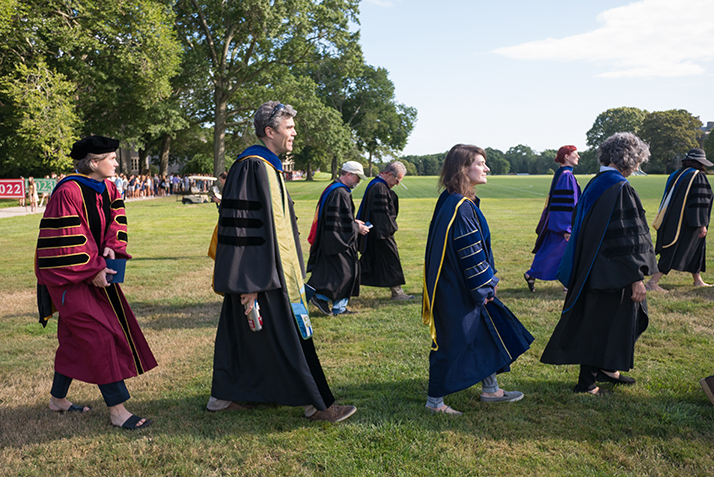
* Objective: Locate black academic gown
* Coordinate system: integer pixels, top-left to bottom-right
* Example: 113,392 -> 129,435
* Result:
655,168 -> 712,274
541,174 -> 657,371
211,149 -> 334,410
307,184 -> 360,301
358,178 -> 405,288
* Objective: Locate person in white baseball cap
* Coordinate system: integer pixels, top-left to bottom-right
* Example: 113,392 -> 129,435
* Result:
340,160 -> 368,182
307,161 -> 370,315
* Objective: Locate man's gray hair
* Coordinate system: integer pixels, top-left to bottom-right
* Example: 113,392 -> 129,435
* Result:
75,152 -> 113,175
384,161 -> 407,176
598,132 -> 650,175
254,101 -> 297,138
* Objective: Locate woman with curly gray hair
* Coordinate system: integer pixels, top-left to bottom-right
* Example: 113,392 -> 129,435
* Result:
541,132 -> 658,396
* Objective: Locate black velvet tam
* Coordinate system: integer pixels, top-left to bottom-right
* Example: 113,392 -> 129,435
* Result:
70,136 -> 120,159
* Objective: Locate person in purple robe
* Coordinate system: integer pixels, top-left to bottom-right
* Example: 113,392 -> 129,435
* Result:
524,146 -> 581,292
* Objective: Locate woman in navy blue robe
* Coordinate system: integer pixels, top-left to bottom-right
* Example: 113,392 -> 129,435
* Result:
524,146 -> 581,292
422,145 -> 534,415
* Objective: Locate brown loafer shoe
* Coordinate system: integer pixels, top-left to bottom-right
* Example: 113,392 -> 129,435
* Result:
307,404 -> 357,422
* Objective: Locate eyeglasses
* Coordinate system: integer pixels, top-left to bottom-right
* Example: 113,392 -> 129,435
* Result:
389,172 -> 402,184
268,103 -> 285,122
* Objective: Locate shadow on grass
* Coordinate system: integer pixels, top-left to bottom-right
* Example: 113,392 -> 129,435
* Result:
130,256 -> 207,261
2,377 -> 713,449
130,300 -> 222,330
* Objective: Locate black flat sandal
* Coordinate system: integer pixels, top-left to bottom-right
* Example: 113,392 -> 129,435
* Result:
523,273 -> 535,292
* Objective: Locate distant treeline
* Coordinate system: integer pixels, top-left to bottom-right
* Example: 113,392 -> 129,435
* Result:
395,106 -> 713,176
397,146 -> 600,176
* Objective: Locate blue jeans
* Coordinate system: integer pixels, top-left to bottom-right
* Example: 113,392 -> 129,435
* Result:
315,293 -> 349,314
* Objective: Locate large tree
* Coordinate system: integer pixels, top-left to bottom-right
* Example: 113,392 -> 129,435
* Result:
340,66 -> 416,176
505,144 -> 537,174
586,107 -> 647,149
703,131 -> 714,163
485,147 -> 509,175
0,0 -> 182,176
640,109 -> 702,173
173,0 -> 359,178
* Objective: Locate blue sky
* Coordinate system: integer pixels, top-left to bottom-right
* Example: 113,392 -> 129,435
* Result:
355,0 -> 714,156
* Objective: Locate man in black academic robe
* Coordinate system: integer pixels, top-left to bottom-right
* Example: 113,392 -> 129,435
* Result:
541,135 -> 657,395
357,161 -> 414,300
646,148 -> 713,290
208,101 -> 356,423
307,161 -> 370,316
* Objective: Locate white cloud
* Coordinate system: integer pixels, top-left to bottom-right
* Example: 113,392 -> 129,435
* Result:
364,0 -> 397,7
494,0 -> 714,78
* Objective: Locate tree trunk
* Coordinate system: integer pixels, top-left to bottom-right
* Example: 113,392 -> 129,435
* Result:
138,148 -> 148,174
306,160 -> 313,181
331,154 -> 338,180
159,135 -> 171,176
213,88 -> 227,177
368,150 -> 373,177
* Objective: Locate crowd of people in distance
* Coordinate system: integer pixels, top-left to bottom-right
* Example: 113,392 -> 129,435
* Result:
112,172 -> 216,200
32,100 -> 713,431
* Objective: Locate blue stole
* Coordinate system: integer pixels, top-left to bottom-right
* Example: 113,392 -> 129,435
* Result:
237,144 -> 283,172
54,174 -> 107,194
557,169 -> 627,297
356,176 -> 388,222
659,167 -> 696,208
316,181 -> 350,224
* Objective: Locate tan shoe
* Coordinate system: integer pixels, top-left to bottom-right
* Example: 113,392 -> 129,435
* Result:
307,404 -> 357,422
390,286 -> 414,300
700,376 -> 714,405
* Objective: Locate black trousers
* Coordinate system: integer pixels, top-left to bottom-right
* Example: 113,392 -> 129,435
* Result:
51,371 -> 130,407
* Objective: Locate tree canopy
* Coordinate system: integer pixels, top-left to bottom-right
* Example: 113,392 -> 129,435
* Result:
639,109 -> 702,173
586,107 -> 647,149
0,0 -> 183,176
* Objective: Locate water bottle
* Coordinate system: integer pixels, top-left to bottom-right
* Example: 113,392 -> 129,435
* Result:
245,300 -> 263,332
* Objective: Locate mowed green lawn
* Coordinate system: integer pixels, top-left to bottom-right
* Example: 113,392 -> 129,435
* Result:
1,175 -> 713,476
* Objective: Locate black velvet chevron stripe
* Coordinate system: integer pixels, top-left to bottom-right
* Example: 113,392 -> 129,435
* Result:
115,215 -> 128,225
601,242 -> 652,257
38,253 -> 90,268
110,199 -> 125,209
40,216 -> 81,229
690,203 -> 711,208
553,189 -> 574,194
610,208 -> 643,220
220,217 -> 263,228
549,206 -> 574,212
217,235 -> 266,246
104,284 -> 144,375
117,231 -> 128,243
37,235 -> 87,249
604,223 -> 650,240
221,199 -> 262,211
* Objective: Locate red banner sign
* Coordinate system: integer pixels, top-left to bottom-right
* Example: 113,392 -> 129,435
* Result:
0,179 -> 26,199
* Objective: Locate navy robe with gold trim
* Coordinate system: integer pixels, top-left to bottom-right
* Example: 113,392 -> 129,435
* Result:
423,191 -> 533,397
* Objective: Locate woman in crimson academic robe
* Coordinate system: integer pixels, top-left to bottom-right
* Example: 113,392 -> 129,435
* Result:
422,144 -> 534,415
524,146 -> 581,292
36,136 -> 157,429
541,133 -> 657,395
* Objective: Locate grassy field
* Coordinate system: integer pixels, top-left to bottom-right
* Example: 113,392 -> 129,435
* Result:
1,175 -> 713,476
